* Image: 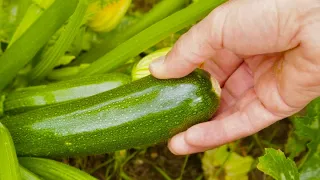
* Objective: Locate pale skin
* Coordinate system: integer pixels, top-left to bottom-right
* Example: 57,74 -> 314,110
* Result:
149,0 -> 320,155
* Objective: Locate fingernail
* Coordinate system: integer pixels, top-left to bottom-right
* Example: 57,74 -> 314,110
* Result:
185,126 -> 204,146
149,56 -> 165,72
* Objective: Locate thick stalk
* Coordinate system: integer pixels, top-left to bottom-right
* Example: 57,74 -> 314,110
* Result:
29,0 -> 88,81
80,0 -> 226,76
0,0 -> 78,91
75,0 -> 188,65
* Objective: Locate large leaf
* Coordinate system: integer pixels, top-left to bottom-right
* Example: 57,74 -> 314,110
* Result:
300,151 -> 320,180
292,98 -> 320,160
202,145 -> 254,180
257,148 -> 300,180
287,97 -> 320,179
285,129 -> 307,159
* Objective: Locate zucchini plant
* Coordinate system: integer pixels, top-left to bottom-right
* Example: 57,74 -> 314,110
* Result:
28,0 -> 88,81
0,0 -> 78,91
4,0 -> 314,179
79,0 -> 226,76
76,0 -> 188,64
8,0 -> 55,47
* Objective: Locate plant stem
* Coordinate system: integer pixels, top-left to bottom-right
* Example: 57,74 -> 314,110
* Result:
253,134 -> 264,153
75,0 -> 188,65
80,0 -> 226,76
143,158 -> 172,180
29,0 -> 88,81
177,155 -> 189,180
0,0 -> 78,91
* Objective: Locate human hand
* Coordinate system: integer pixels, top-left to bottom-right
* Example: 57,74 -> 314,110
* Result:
149,0 -> 320,155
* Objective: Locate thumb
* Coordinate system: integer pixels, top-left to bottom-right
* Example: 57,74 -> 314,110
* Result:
149,0 -> 241,79
149,6 -> 222,79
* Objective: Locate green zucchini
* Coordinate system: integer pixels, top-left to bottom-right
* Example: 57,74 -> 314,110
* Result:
1,69 -> 220,157
20,166 -> 42,180
19,157 -> 97,180
4,73 -> 131,114
0,122 -> 21,180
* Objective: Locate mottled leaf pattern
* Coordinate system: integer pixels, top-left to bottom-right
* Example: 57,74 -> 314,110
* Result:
257,148 -> 299,180
202,145 -> 254,180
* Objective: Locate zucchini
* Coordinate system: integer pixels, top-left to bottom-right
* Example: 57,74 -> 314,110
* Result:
4,73 -> 131,114
20,166 -> 42,180
0,122 -> 21,180
19,157 -> 97,180
1,69 -> 220,157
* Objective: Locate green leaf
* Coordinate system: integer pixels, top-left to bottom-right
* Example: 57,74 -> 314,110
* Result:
292,97 -> 320,160
257,148 -> 300,180
285,129 -> 307,159
300,151 -> 320,180
67,27 -> 99,57
288,97 -> 320,180
202,145 -> 254,180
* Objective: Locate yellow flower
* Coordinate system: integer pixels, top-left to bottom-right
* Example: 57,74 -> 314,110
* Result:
87,0 -> 131,32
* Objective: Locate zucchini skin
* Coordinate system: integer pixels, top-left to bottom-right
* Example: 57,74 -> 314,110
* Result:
19,157 -> 96,180
4,73 -> 131,114
1,69 -> 220,157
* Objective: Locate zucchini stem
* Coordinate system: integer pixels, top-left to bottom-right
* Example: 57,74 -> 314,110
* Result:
0,0 -> 78,92
80,0 -> 226,76
28,0 -> 88,81
75,0 -> 188,65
